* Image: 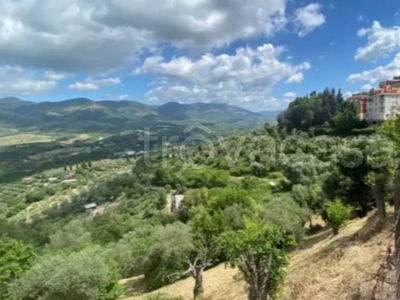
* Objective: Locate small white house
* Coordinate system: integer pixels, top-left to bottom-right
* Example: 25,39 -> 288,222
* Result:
84,203 -> 97,211
171,195 -> 184,212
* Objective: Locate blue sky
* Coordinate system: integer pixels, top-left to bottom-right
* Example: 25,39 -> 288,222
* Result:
0,0 -> 399,111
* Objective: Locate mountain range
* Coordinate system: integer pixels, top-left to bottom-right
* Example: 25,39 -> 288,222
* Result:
0,97 -> 279,134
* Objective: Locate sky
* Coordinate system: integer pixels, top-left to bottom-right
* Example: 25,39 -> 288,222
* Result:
0,0 -> 399,111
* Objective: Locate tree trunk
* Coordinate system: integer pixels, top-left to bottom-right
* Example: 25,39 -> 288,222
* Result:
375,185 -> 387,223
332,226 -> 339,236
394,172 -> 400,254
246,258 -> 269,300
193,267 -> 204,299
393,172 -> 400,299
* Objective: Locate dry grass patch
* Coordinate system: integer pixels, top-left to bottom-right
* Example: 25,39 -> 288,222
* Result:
281,212 -> 393,300
61,134 -> 92,145
0,134 -> 53,147
120,265 -> 246,300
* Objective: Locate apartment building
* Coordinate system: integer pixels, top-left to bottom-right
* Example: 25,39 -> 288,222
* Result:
365,76 -> 400,123
348,77 -> 400,123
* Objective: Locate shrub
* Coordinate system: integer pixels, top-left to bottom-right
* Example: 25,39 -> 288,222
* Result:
0,238 -> 36,299
263,197 -> 308,243
8,246 -> 122,300
25,189 -> 46,203
326,200 -> 351,235
144,223 -> 194,290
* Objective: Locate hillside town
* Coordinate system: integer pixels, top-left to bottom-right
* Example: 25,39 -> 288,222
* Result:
348,76 -> 400,123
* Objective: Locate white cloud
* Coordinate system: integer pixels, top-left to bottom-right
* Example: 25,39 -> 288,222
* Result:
347,53 -> 400,83
355,21 -> 400,61
44,71 -> 71,81
283,92 -> 297,102
294,3 -> 326,37
87,77 -> 121,87
344,92 -> 353,99
361,84 -> 373,91
357,15 -> 364,22
69,82 -> 99,91
0,66 -> 57,95
286,73 -> 304,83
284,92 -> 297,98
119,94 -> 129,100
69,77 -> 121,90
135,44 -> 310,110
0,0 -> 288,74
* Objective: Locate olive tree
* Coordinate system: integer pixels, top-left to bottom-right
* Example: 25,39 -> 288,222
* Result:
45,219 -> 92,254
222,221 -> 289,300
8,246 -> 122,300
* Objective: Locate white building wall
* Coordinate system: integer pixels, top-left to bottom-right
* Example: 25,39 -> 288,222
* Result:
366,94 -> 400,122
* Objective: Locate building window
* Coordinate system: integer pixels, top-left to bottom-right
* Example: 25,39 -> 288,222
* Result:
379,107 -> 384,113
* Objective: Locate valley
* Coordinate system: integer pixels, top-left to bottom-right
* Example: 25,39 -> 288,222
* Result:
0,89 -> 399,300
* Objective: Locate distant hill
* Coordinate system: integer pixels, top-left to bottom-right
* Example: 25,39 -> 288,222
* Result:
0,98 -> 280,134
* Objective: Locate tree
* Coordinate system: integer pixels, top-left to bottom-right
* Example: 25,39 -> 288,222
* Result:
45,219 -> 92,254
111,225 -> 155,278
186,209 -> 223,299
291,184 -> 322,227
144,223 -> 194,290
323,139 -> 374,217
366,164 -> 393,223
326,200 -> 351,235
222,221 -> 289,300
0,238 -> 36,299
25,189 -> 46,203
332,101 -> 363,133
278,88 -> 342,131
8,246 -> 121,300
263,197 -> 308,243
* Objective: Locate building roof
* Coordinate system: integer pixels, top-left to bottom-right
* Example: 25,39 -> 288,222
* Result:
348,94 -> 371,101
84,203 -> 97,209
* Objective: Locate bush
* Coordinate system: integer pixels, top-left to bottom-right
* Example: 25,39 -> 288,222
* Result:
144,223 -> 194,290
263,197 -> 308,243
45,219 -> 92,254
25,189 -> 46,203
326,200 -> 351,235
8,247 -> 122,300
111,226 -> 155,278
0,238 -> 36,299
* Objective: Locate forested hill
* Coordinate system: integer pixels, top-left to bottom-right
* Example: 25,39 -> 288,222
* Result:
0,97 -> 280,134
277,88 -> 365,133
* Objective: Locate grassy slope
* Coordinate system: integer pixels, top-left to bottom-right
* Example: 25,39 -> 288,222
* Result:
0,134 -> 54,147
120,212 -> 394,300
